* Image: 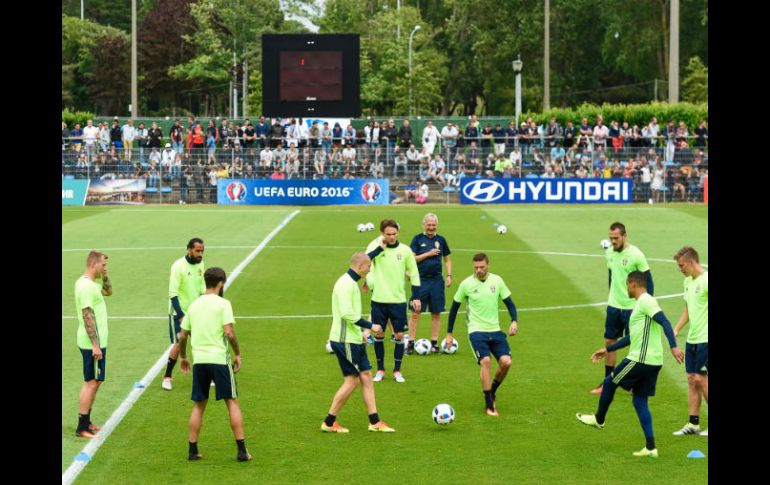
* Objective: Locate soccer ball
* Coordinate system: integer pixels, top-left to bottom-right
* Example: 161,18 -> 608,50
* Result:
600,239 -> 611,249
440,338 -> 459,354
365,222 -> 375,231
497,225 -> 507,235
414,338 -> 432,355
357,223 -> 367,232
325,340 -> 334,353
432,403 -> 455,425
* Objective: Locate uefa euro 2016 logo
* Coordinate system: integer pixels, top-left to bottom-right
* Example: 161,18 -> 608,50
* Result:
361,182 -> 381,203
226,182 -> 247,202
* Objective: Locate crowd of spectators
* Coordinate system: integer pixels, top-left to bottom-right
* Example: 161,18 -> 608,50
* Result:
62,114 -> 708,203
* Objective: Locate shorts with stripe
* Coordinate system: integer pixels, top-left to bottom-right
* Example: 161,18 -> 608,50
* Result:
80,347 -> 107,382
168,315 -> 182,344
609,358 -> 661,397
685,342 -> 708,375
371,301 -> 408,333
191,363 -> 237,401
330,341 -> 372,376
604,306 -> 632,340
468,331 -> 511,364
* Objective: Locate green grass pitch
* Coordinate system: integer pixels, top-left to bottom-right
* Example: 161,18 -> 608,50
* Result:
62,204 -> 708,484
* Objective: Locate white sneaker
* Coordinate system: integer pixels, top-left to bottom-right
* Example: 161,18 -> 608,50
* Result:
161,377 -> 173,391
372,370 -> 385,382
393,372 -> 406,383
700,428 -> 708,436
672,423 -> 700,435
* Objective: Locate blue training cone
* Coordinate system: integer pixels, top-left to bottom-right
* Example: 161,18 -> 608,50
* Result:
133,382 -> 146,389
480,215 -> 487,219
75,452 -> 91,462
687,449 -> 705,459
492,222 -> 499,227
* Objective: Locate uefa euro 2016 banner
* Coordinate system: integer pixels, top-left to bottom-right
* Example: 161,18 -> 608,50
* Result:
459,178 -> 632,204
218,179 -> 390,205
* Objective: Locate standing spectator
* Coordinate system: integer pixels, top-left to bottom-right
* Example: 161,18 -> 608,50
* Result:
206,128 -> 217,165
285,118 -> 299,148
179,165 -> 190,204
650,161 -> 666,203
441,122 -> 459,163
255,116 -> 269,148
592,115 -> 609,153
663,120 -> 676,162
364,120 -> 375,146
321,122 -> 333,155
62,122 -> 71,156
609,120 -> 623,156
492,123 -> 507,157
544,117 -> 562,153
620,121 -> 633,158
578,117 -> 593,151
331,122 -> 343,149
148,122 -> 163,151
71,123 -> 84,153
422,120 -> 440,157
639,160 -> 652,202
505,121 -> 518,153
189,122 -> 206,166
82,120 -> 100,160
135,122 -> 148,165
297,118 -> 309,150
383,118 -> 399,163
169,120 -> 185,155
464,119 -> 479,151
645,117 -> 660,148
675,121 -> 691,164
342,124 -> 356,147
480,125 -> 494,160
309,120 -> 320,151
563,121 -> 576,149
98,122 -> 111,153
694,119 -> 708,150
207,165 -> 218,202
121,119 -> 137,162
397,119 -> 413,151
218,118 -> 230,149
369,121 -> 380,152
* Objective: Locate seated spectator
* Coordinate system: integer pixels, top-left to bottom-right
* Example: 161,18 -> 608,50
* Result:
575,164 -> 588,179
550,145 -> 565,165
416,183 -> 429,204
541,164 -> 556,179
428,154 -> 447,187
403,179 -> 420,203
393,148 -> 408,178
147,162 -> 160,188
671,166 -> 687,201
509,146 -> 522,167
370,157 -> 384,179
313,149 -> 326,179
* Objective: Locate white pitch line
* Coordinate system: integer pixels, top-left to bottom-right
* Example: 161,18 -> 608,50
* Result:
60,292 -> 684,321
62,244 -> 707,267
62,209 -> 301,485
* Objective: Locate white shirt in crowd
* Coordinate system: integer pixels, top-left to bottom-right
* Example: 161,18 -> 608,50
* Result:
122,124 -> 137,141
83,125 -> 99,145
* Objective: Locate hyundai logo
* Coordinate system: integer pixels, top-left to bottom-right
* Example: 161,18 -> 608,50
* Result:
462,180 -> 505,203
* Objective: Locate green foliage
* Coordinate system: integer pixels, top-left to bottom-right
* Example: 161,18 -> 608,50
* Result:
681,56 -> 708,104
62,108 -> 96,128
523,101 -> 708,129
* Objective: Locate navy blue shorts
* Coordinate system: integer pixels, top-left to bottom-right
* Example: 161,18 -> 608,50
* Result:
469,331 -> 511,364
80,347 -> 107,382
685,342 -> 708,375
330,341 -> 372,376
415,276 -> 446,314
609,358 -> 661,397
604,306 -> 632,340
190,363 -> 238,401
371,301 -> 408,333
168,315 -> 182,344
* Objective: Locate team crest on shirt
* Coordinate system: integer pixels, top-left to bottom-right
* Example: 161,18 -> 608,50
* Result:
695,285 -> 701,294
198,269 -> 203,276
490,285 -> 496,293
622,258 -> 628,266
397,253 -> 402,261
435,241 -> 440,250
420,243 -> 427,247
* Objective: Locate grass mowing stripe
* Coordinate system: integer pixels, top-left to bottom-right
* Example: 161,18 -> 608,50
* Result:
62,209 -> 300,485
58,293 -> 685,321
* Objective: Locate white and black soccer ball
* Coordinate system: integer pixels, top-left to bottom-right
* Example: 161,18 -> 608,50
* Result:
432,403 -> 455,425
414,338 -> 432,355
357,223 -> 367,232
497,225 -> 508,235
325,340 -> 334,354
440,338 -> 459,354
600,239 -> 611,249
365,222 -> 375,231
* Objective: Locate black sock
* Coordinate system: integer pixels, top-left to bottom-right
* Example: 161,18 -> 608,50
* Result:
484,390 -> 494,409
491,378 -> 502,396
431,339 -> 438,347
646,437 -> 656,450
189,441 -> 199,455
407,340 -> 414,350
393,340 -> 404,372
77,413 -> 89,432
87,408 -> 93,425
165,358 -> 177,378
374,338 -> 385,371
324,414 -> 336,427
604,365 -> 614,378
689,415 -> 700,425
368,413 -> 380,425
236,439 -> 247,454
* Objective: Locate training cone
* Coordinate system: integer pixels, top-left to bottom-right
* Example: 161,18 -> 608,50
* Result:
687,449 -> 705,459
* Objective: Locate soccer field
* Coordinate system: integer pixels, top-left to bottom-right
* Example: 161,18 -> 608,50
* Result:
62,204 -> 708,484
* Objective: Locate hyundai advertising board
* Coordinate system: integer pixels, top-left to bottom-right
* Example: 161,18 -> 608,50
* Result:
459,178 -> 632,204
